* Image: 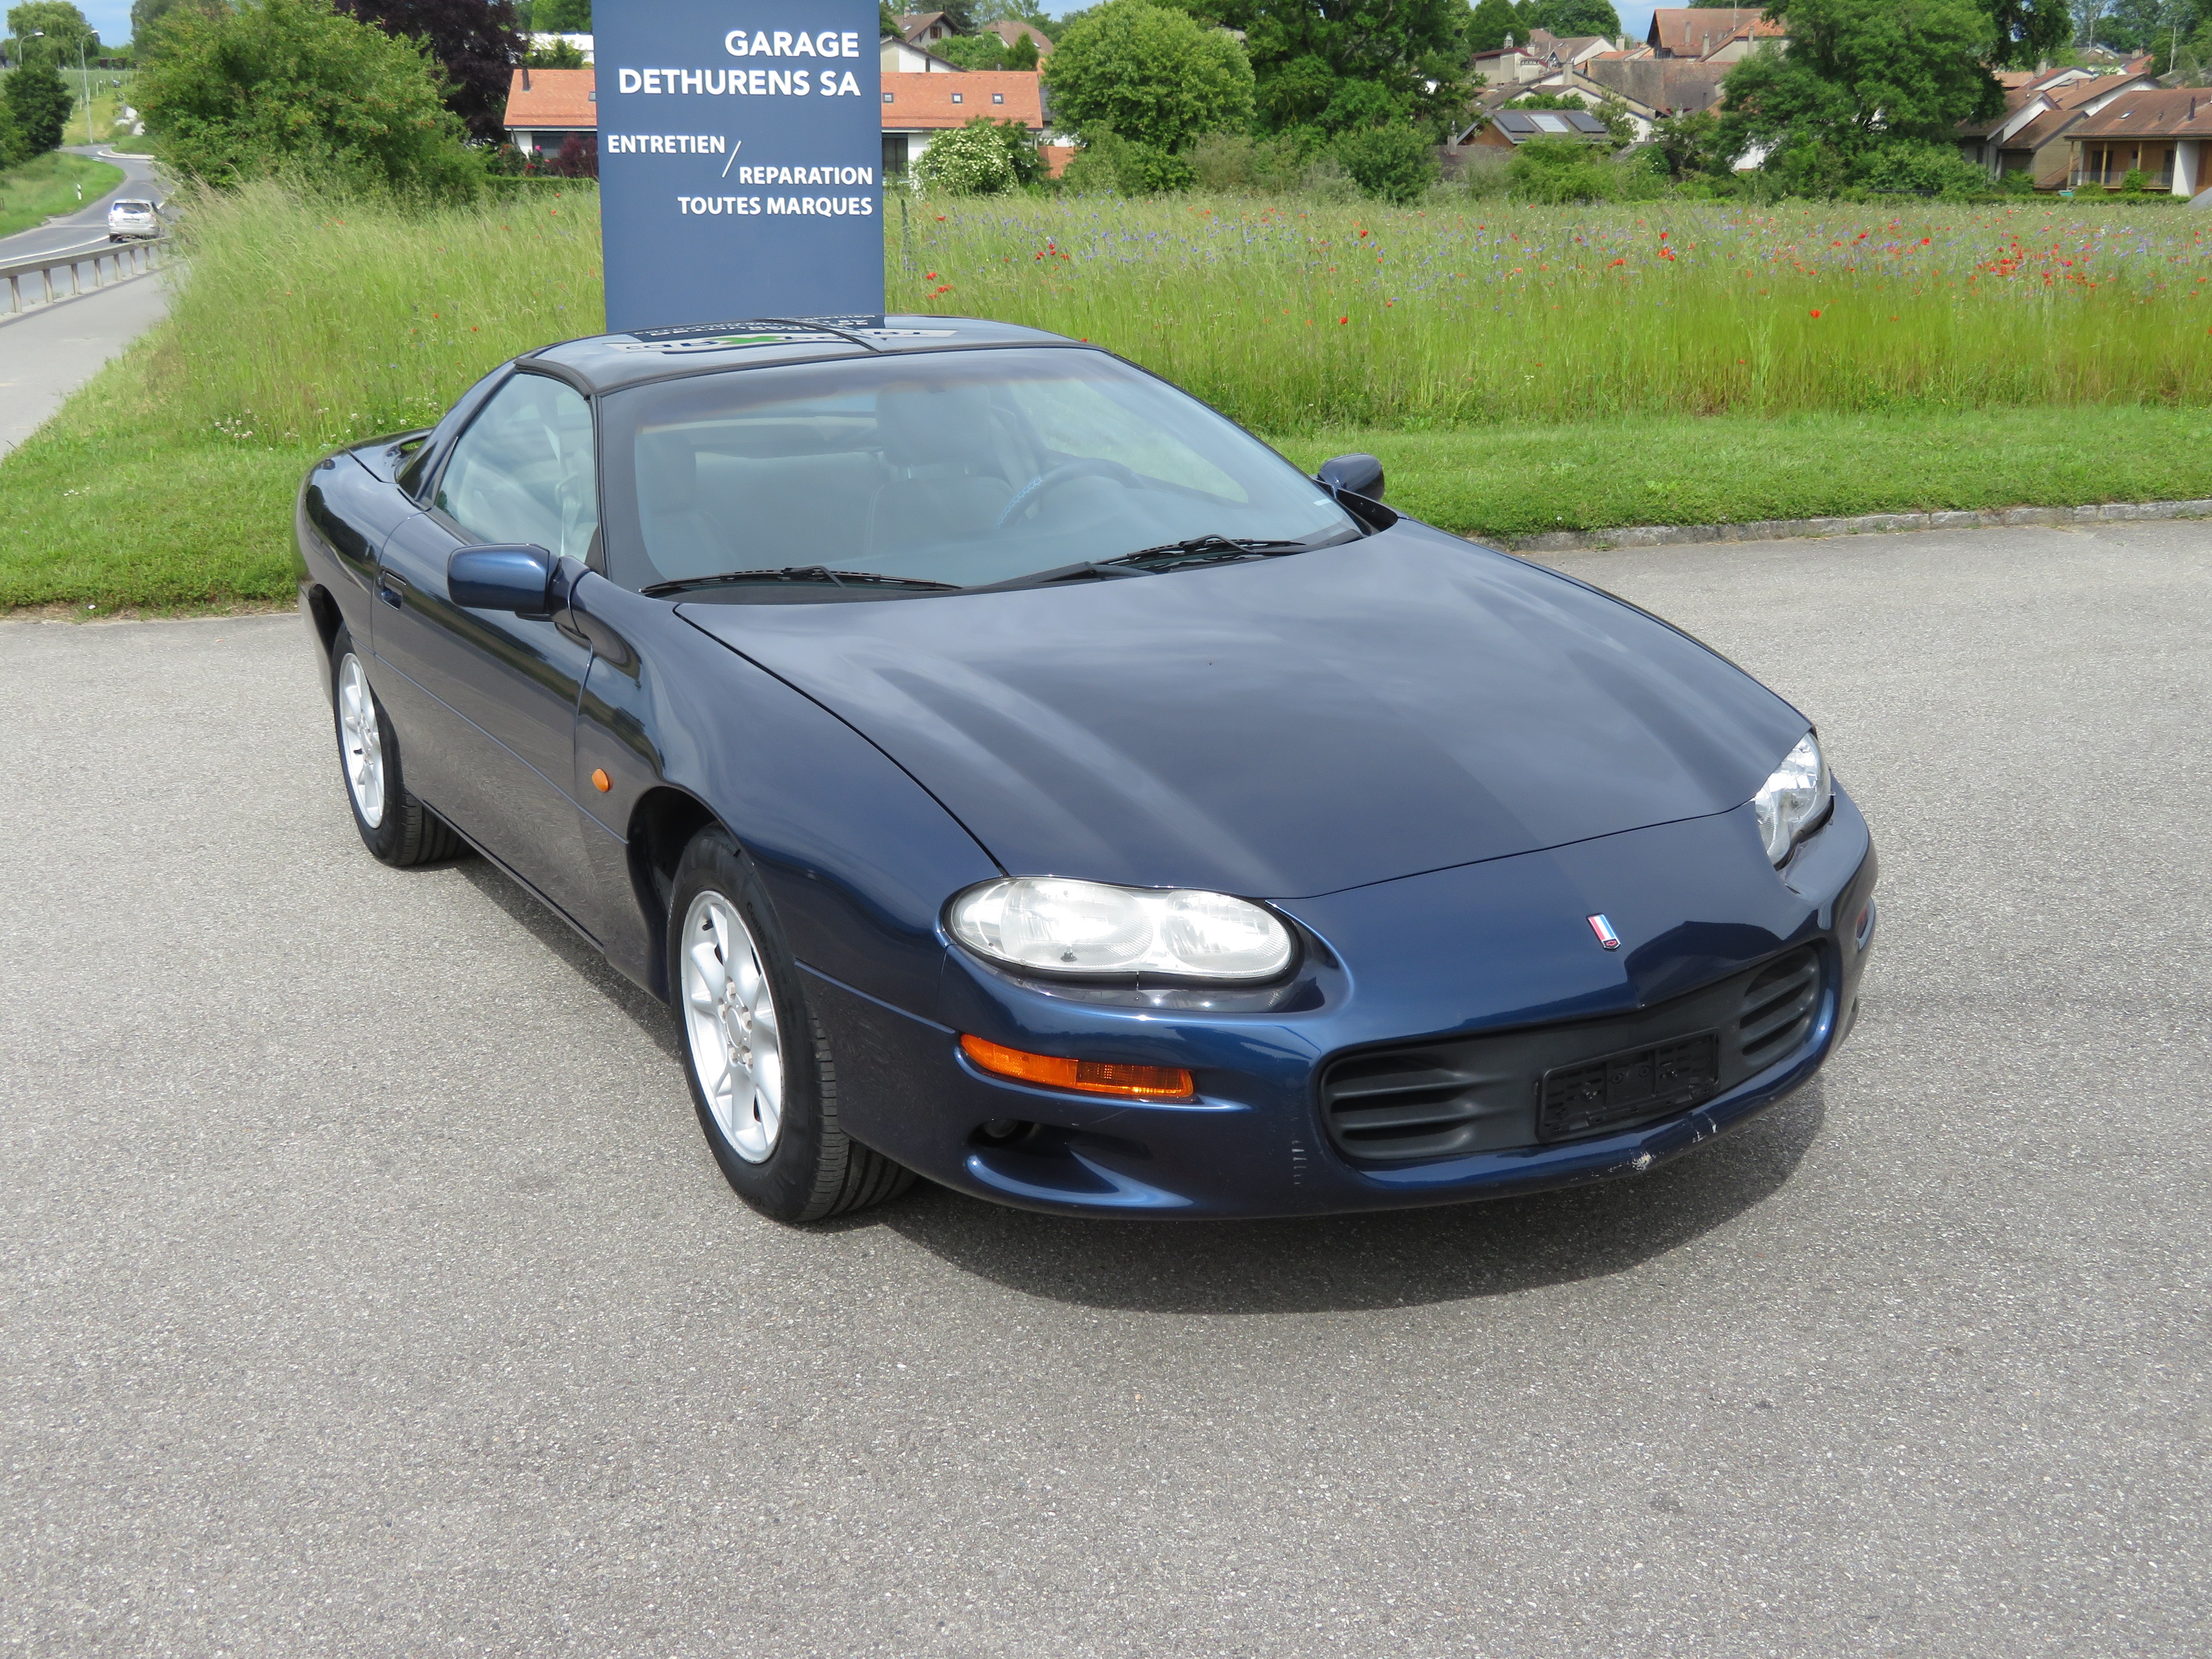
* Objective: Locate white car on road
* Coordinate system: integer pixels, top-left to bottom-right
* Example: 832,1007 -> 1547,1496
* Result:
106,199 -> 160,242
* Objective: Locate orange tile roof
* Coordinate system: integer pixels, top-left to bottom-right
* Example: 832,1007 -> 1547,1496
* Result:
1647,8 -> 1786,53
503,68 -> 597,129
880,71 -> 1044,130
501,69 -> 1051,134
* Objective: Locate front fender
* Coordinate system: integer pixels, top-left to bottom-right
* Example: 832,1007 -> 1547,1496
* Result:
567,575 -> 1001,1019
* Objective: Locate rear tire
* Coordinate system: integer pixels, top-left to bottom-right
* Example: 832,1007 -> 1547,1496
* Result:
330,627 -> 462,867
669,826 -> 914,1223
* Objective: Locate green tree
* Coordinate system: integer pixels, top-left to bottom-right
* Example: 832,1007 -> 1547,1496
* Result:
935,31 -> 1008,65
138,0 -> 481,198
1650,107 -> 1723,176
1332,121 -> 1438,200
1524,0 -> 1622,35
1983,0 -> 2074,64
1467,0 -> 1521,51
1043,0 -> 1253,154
3,59 -> 72,150
6,1 -> 98,67
529,0 -> 586,27
1718,0 -> 2002,165
131,0 -> 229,60
1003,29 -> 1039,65
524,33 -> 582,64
1185,0 -> 1466,141
0,89 -> 26,166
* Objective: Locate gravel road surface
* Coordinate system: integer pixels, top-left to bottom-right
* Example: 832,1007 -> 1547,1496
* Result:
1,520 -> 2205,1657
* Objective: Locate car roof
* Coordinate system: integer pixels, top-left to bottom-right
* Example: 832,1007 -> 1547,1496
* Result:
528,314 -> 1087,395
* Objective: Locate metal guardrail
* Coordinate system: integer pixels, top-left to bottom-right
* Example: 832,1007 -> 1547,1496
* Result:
0,234 -> 169,317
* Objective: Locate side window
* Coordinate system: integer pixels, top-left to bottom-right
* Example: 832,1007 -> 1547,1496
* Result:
435,374 -> 599,563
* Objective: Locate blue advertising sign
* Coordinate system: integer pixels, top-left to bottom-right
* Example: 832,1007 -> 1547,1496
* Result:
594,0 -> 885,332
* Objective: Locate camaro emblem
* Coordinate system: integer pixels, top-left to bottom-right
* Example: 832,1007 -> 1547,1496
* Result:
1587,914 -> 1621,951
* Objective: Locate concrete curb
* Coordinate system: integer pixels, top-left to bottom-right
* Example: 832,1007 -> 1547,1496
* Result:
1498,498 -> 2212,554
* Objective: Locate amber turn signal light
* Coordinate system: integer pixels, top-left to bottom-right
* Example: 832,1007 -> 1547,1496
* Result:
958,1034 -> 1195,1101
591,768 -> 612,793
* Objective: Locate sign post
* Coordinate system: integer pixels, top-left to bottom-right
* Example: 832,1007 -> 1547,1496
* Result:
594,0 -> 885,332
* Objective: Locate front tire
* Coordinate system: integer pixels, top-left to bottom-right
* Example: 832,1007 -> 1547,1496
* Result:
330,627 -> 461,867
670,827 -> 912,1223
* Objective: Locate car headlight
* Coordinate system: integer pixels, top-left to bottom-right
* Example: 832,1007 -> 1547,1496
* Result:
947,878 -> 1295,981
1753,731 -> 1831,864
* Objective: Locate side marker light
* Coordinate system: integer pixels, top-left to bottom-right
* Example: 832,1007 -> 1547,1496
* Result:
958,1034 -> 1195,1101
591,768 -> 611,793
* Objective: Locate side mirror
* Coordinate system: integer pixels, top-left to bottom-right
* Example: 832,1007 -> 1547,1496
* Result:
1317,453 -> 1385,504
449,544 -> 555,612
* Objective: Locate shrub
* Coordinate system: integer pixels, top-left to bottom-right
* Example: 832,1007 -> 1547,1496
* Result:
137,0 -> 482,200
2120,168 -> 2148,195
1297,153 -> 1360,201
913,117 -> 1018,195
1506,136 -> 1612,203
1331,122 -> 1437,204
1849,139 -> 1994,199
1058,125 -> 1191,194
1186,130 -> 1307,194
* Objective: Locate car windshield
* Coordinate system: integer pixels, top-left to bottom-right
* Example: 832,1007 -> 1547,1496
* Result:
112,201 -> 150,213
598,347 -> 1361,597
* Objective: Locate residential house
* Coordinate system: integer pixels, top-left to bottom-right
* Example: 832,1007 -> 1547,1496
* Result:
1644,8 -> 1785,60
984,18 -> 1054,58
502,67 -> 597,161
1458,106 -> 1614,149
880,70 -> 1058,178
1956,62 -> 2159,187
894,12 -> 959,47
2066,88 -> 2212,196
1471,28 -> 1617,88
498,67 -> 1065,180
881,33 -> 963,73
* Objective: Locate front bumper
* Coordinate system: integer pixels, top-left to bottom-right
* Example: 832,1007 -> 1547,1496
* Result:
809,791 -> 1877,1219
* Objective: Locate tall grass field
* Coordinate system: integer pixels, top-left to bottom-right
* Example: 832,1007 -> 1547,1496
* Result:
6,180 -> 2212,612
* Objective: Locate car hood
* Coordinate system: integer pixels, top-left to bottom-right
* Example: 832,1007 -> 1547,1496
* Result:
678,522 -> 1810,899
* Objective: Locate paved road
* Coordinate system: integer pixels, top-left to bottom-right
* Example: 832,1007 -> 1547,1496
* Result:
1,521 -> 2206,1656
0,271 -> 170,454
0,146 -> 165,265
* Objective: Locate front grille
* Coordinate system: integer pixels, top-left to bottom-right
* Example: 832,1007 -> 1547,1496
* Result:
1318,946 -> 1824,1165
1738,949 -> 1820,1063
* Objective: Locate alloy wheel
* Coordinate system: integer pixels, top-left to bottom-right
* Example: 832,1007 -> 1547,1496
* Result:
337,653 -> 386,828
679,890 -> 785,1163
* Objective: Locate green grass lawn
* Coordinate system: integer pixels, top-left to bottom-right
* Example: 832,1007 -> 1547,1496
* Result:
0,152 -> 125,241
1275,406 -> 2212,542
6,180 -> 2212,615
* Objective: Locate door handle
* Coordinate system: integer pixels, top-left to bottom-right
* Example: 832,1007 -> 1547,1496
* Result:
377,570 -> 410,608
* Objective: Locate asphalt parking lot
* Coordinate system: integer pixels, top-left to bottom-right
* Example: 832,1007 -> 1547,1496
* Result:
2,520 -> 2206,1657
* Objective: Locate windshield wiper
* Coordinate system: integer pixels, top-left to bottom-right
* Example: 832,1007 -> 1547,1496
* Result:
1104,535 -> 1312,572
640,565 -> 959,598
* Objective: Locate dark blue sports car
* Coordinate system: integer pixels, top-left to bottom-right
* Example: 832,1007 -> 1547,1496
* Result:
296,315 -> 1876,1224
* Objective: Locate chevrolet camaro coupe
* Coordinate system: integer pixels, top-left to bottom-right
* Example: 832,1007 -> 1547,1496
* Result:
295,315 -> 1877,1224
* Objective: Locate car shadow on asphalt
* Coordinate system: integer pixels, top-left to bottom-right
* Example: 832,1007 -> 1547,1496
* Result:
867,1088 -> 1825,1314
454,858 -> 684,1065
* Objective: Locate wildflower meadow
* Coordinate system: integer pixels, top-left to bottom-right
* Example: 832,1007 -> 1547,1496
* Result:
888,193 -> 2212,432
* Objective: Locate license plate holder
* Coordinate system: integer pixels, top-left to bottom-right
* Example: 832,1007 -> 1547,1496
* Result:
1540,1030 -> 1720,1141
